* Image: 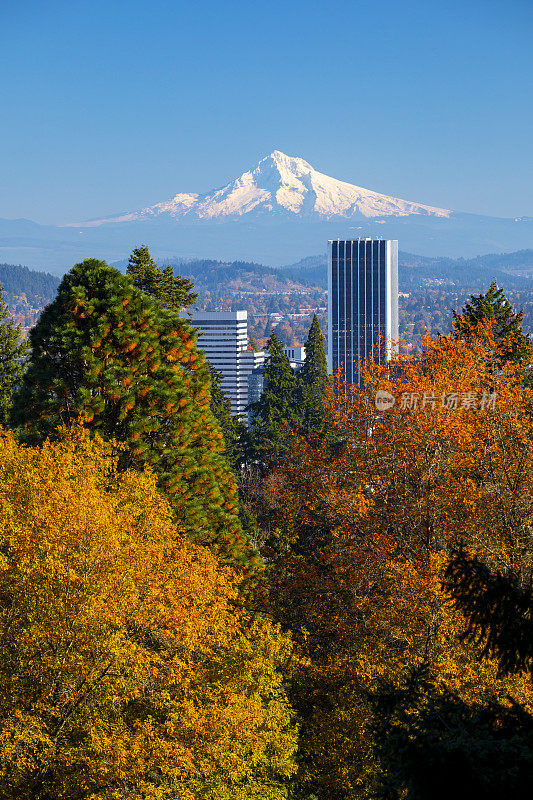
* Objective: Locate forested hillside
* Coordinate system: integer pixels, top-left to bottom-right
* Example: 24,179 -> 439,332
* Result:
0,263 -> 59,303
282,248 -> 533,289
0,262 -> 59,331
4,250 -> 533,347
113,256 -> 313,292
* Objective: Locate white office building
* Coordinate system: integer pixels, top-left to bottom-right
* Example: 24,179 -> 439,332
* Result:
327,238 -> 399,385
283,345 -> 306,367
192,310 -> 266,419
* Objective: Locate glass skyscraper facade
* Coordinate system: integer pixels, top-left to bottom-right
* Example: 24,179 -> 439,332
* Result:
327,238 -> 398,385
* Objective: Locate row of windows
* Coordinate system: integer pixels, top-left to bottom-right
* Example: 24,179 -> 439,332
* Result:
331,248 -> 388,385
331,240 -> 386,260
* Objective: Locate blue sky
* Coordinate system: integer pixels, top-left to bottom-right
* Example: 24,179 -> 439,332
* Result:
1,0 -> 532,224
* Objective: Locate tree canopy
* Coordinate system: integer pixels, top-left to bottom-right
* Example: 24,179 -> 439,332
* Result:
453,280 -> 532,368
296,313 -> 331,439
0,426 -> 296,800
127,244 -> 198,311
266,323 -> 533,798
11,258 -> 254,567
247,332 -> 297,467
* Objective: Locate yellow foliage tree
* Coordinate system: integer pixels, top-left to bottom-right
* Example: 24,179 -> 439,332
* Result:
0,427 -> 296,800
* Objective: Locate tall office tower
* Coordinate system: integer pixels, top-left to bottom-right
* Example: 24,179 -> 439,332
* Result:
192,310 -> 265,419
327,238 -> 399,385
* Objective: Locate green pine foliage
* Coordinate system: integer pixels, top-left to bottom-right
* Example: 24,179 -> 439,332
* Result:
296,313 -> 331,439
0,286 -> 28,426
12,258 -> 256,569
127,244 -> 198,312
126,244 -> 159,294
453,280 -> 532,367
247,318 -> 332,468
248,332 -> 297,467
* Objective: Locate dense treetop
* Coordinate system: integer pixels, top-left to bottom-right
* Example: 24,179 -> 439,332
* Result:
453,280 -> 533,367
127,244 -> 198,311
296,313 -> 331,439
12,258 -> 255,568
247,332 -> 297,468
0,426 -> 296,800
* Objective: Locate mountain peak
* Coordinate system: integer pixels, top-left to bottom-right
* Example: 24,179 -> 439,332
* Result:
265,150 -> 313,171
71,151 -> 452,227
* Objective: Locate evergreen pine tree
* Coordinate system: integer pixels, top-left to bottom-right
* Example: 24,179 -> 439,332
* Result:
126,244 -> 159,295
158,263 -> 198,312
296,314 -> 331,439
248,332 -> 297,467
127,245 -> 197,312
0,286 -> 28,425
12,259 -> 256,568
453,281 -> 532,367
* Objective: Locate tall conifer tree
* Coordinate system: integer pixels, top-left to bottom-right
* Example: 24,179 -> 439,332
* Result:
12,259 -> 255,568
453,281 -> 532,367
248,332 -> 297,466
297,314 -> 331,439
127,244 -> 198,312
126,244 -> 159,295
0,286 -> 28,425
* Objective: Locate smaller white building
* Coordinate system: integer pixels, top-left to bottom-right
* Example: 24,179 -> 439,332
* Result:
192,310 -> 265,420
283,345 -> 306,367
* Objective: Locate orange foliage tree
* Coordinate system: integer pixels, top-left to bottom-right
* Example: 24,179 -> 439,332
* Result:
269,323 -> 533,798
0,426 -> 296,800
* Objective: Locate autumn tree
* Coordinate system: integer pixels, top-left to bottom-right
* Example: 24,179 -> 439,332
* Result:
0,284 -> 28,425
368,550 -> 533,799
446,547 -> 533,676
127,244 -> 198,311
370,664 -> 533,800
0,426 -> 296,800
11,258 -> 254,567
267,322 -> 533,798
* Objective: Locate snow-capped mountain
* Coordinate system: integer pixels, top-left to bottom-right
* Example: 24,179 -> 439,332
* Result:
73,151 -> 451,227
1,151 -> 531,271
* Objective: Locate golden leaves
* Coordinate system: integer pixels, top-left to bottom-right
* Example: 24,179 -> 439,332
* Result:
0,426 -> 296,799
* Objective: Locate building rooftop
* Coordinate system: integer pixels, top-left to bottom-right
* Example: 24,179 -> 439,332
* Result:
192,310 -> 248,321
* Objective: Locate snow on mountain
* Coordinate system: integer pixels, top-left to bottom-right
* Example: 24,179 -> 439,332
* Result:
70,151 -> 451,227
